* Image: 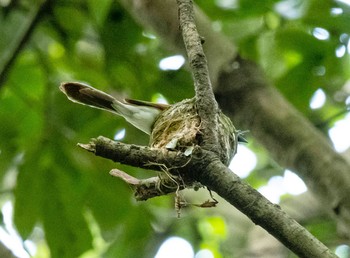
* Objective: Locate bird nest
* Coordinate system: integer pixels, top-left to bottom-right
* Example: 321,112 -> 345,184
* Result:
150,98 -> 237,166
150,98 -> 201,150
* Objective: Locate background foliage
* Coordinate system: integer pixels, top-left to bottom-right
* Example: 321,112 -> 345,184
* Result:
0,0 -> 349,257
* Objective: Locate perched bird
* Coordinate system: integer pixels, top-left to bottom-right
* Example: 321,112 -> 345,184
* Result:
59,82 -> 247,144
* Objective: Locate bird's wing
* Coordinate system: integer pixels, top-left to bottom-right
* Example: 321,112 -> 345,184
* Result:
124,98 -> 170,111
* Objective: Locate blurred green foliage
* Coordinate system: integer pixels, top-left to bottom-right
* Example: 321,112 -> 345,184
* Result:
0,0 -> 349,257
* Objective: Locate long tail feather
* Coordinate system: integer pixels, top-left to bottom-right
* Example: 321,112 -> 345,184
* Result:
59,82 -> 117,112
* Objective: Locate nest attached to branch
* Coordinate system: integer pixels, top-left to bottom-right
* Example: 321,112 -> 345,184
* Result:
110,98 -> 239,203
150,98 -> 237,166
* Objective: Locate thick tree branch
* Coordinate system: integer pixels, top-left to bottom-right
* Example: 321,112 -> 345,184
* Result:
118,0 -> 350,238
79,137 -> 192,200
78,137 -> 189,170
177,0 -> 219,151
79,136 -> 336,258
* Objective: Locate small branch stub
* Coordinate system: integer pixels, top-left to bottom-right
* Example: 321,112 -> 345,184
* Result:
110,168 -> 185,201
77,143 -> 95,153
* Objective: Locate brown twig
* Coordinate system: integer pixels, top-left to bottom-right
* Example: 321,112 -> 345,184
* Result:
109,168 -> 186,201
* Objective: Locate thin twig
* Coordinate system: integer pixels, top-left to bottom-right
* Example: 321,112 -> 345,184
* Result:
0,0 -> 49,89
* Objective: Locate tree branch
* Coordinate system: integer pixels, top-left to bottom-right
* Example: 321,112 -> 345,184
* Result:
177,0 -> 219,151
78,137 -> 190,170
109,168 -> 186,201
70,1 -> 339,256
78,137 -> 193,200
118,0 -> 350,239
79,136 -> 337,258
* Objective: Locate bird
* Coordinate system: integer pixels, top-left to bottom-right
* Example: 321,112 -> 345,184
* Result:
59,82 -> 169,134
59,82 -> 247,142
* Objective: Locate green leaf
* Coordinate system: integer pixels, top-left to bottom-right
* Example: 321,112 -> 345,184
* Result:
103,206 -> 154,258
40,160 -> 92,258
87,0 -> 113,27
15,140 -> 93,258
86,169 -> 131,234
0,89 -> 23,180
14,149 -> 46,238
238,0 -> 280,16
53,5 -> 88,39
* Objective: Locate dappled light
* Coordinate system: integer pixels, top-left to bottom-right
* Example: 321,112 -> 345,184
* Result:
331,7 -> 344,15
159,55 -> 185,71
113,128 -> 126,140
309,88 -> 326,109
335,244 -> 350,258
155,237 -> 194,258
274,0 -> 306,19
312,27 -> 330,41
258,170 -> 307,203
195,249 -> 214,258
336,0 -> 350,6
329,114 -> 350,152
336,45 -> 346,57
229,145 -> 257,178
0,202 -> 31,258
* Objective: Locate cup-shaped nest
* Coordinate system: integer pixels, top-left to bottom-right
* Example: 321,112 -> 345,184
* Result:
150,98 -> 237,165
